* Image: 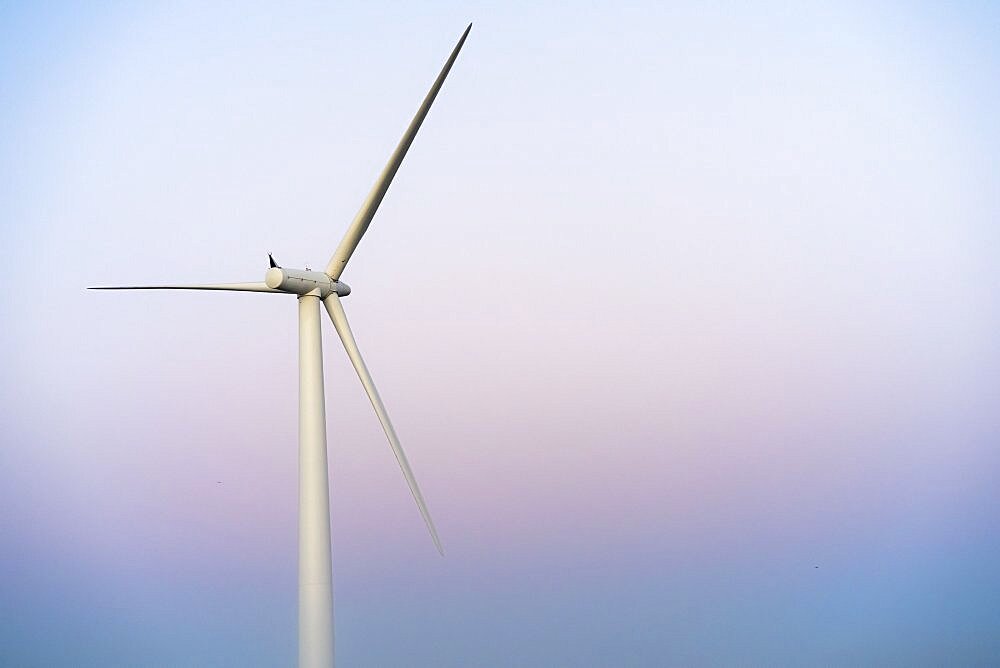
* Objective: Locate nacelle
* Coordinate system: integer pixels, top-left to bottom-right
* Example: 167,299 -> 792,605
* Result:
265,268 -> 351,297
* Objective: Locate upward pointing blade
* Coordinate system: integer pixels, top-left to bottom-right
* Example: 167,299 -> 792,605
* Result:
325,23 -> 472,280
323,294 -> 444,555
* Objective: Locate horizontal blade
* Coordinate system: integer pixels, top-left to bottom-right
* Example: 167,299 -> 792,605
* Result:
88,282 -> 282,293
323,294 -> 444,555
324,23 -> 472,280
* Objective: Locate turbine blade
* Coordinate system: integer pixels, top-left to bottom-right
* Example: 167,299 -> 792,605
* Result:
325,23 -> 472,280
323,294 -> 444,555
88,282 -> 282,293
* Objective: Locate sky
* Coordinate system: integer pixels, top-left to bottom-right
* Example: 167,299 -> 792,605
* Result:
1,1 -> 999,665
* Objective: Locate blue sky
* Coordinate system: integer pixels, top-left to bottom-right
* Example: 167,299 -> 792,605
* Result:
2,2 -> 999,665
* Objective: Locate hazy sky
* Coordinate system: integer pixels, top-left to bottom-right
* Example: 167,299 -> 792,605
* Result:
2,2 -> 998,666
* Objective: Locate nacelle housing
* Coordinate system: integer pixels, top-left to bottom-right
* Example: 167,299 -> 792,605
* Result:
265,268 -> 351,297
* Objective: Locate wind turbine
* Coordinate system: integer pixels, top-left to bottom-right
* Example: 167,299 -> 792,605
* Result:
91,24 -> 472,668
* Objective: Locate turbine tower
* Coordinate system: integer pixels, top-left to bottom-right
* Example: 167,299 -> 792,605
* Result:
91,24 -> 472,668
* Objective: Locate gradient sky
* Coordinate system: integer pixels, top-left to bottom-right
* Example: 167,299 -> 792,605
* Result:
2,1 -> 999,666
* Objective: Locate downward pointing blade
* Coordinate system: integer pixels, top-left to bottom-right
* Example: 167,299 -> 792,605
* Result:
323,294 -> 444,555
325,23 -> 472,280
